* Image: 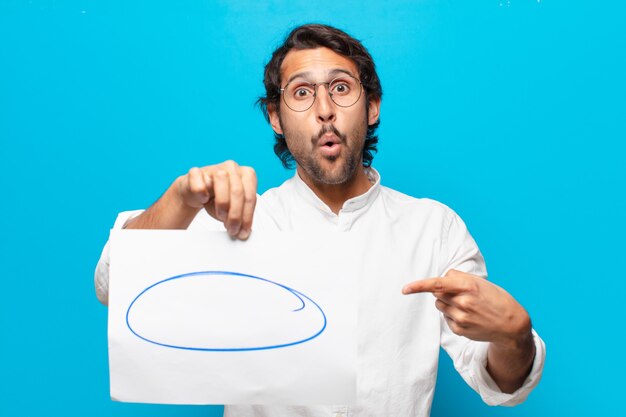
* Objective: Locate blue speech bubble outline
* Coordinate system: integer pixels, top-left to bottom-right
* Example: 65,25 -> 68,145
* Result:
125,271 -> 328,351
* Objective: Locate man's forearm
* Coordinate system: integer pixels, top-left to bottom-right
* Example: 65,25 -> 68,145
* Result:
124,178 -> 200,230
486,330 -> 536,393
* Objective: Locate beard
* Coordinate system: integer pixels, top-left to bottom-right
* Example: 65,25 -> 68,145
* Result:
280,114 -> 368,185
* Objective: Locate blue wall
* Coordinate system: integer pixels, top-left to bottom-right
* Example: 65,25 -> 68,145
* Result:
1,1 -> 624,415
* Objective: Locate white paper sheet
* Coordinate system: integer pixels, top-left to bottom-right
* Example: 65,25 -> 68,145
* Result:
108,230 -> 357,405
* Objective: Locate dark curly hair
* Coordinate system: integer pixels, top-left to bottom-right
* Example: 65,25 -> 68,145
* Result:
258,24 -> 383,169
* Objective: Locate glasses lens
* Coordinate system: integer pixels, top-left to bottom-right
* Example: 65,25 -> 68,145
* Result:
282,75 -> 362,111
328,76 -> 361,107
283,82 -> 316,112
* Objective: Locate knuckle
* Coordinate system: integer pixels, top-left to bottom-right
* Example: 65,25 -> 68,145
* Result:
456,297 -> 471,310
242,166 -> 258,182
224,160 -> 238,170
214,196 -> 230,208
242,166 -> 256,176
230,185 -> 244,198
455,312 -> 470,326
189,182 -> 203,194
244,190 -> 257,202
446,269 -> 459,278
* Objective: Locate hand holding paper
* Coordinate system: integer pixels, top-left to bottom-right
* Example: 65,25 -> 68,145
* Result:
125,161 -> 257,240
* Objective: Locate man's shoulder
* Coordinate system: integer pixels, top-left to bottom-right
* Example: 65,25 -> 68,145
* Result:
256,176 -> 297,212
259,175 -> 297,198
379,185 -> 455,219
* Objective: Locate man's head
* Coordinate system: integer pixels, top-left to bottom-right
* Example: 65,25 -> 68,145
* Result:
258,24 -> 383,176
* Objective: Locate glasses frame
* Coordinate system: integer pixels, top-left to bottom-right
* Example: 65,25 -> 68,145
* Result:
280,74 -> 363,112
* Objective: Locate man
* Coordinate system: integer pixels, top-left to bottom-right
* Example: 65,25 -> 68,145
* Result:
95,24 -> 545,417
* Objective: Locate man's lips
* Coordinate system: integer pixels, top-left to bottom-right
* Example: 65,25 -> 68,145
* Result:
317,133 -> 342,157
317,133 -> 342,147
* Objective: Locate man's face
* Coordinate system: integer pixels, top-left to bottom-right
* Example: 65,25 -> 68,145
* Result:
268,47 -> 380,186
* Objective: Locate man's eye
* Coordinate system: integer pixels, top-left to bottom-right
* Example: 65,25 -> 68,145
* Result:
332,83 -> 350,94
294,88 -> 312,99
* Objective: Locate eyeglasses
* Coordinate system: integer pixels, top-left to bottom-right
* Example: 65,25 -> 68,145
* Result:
280,74 -> 363,112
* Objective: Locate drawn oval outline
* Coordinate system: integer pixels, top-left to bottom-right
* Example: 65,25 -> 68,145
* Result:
125,271 -> 327,351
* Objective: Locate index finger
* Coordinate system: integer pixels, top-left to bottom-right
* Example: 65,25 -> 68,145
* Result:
402,276 -> 469,295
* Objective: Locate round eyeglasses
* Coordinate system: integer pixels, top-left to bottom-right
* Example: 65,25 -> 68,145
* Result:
280,74 -> 363,112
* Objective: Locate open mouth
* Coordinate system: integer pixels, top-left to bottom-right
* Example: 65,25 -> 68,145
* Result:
318,136 -> 342,158
318,132 -> 341,147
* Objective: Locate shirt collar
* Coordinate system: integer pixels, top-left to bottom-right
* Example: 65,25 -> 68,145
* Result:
291,167 -> 382,215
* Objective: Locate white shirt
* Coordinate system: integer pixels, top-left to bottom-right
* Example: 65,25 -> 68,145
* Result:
95,168 -> 545,417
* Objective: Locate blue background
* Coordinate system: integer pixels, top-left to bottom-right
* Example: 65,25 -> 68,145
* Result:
1,1 -> 624,415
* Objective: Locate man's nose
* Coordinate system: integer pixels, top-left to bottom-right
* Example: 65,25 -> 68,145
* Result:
314,84 -> 336,123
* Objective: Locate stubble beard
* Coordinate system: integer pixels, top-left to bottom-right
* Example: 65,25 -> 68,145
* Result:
281,115 -> 368,186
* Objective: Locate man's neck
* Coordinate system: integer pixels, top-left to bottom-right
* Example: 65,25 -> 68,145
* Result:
296,166 -> 373,214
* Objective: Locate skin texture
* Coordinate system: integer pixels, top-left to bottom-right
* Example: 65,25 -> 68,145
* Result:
402,270 -> 536,393
268,47 -> 381,213
124,46 -> 535,394
125,161 -> 257,240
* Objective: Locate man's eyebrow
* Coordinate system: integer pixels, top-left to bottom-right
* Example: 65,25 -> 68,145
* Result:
328,68 -> 357,79
284,68 -> 357,85
284,71 -> 313,85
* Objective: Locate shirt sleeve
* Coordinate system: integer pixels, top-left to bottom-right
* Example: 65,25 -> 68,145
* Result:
438,208 -> 546,406
94,210 -> 144,306
93,208 -> 232,305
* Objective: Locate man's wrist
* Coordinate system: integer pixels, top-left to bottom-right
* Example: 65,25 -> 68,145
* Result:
124,178 -> 201,230
491,327 -> 535,356
491,306 -> 534,350
486,328 -> 536,393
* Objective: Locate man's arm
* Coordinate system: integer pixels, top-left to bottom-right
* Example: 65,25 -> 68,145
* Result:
486,325 -> 536,393
402,270 -> 536,393
94,160 -> 257,305
125,161 -> 257,240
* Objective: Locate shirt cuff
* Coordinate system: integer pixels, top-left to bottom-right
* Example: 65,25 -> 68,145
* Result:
471,329 -> 546,406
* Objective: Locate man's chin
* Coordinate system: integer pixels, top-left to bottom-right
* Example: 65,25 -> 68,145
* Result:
311,162 -> 355,185
295,150 -> 360,186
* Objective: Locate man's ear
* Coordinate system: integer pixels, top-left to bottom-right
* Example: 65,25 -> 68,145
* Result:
268,104 -> 284,135
367,97 -> 381,126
